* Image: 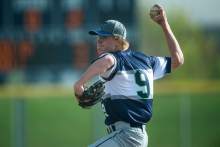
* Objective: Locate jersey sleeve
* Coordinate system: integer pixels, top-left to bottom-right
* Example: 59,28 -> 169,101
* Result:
99,53 -> 117,81
151,56 -> 171,80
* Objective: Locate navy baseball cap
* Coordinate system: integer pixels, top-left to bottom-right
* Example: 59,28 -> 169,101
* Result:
89,20 -> 127,39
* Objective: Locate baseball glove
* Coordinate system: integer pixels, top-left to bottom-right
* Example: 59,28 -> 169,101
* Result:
76,80 -> 105,109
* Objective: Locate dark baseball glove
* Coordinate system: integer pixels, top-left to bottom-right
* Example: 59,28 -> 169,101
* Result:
76,80 -> 105,109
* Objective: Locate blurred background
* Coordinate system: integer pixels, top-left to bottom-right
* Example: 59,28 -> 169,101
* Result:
0,0 -> 220,147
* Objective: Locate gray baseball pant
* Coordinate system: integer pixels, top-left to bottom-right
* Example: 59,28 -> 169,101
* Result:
88,121 -> 148,147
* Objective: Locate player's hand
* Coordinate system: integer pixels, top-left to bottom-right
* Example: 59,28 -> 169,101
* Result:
149,4 -> 168,26
74,81 -> 84,101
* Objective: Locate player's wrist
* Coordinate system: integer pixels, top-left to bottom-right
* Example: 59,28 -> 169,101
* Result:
159,18 -> 168,27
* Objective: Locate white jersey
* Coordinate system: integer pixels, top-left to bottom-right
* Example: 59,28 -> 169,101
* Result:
100,49 -> 171,125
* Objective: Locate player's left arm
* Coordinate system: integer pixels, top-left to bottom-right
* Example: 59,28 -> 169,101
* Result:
150,4 -> 184,70
74,54 -> 114,98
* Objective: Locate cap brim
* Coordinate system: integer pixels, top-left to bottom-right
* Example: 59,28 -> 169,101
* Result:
89,30 -> 112,37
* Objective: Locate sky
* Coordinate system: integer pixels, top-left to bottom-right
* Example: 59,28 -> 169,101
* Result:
140,0 -> 220,26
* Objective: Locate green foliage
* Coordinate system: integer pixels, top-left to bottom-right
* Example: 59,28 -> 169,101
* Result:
138,8 -> 219,79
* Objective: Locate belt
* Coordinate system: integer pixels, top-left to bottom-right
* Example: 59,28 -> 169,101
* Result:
106,121 -> 145,134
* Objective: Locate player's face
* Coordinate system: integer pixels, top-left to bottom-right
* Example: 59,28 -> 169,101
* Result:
96,36 -> 117,55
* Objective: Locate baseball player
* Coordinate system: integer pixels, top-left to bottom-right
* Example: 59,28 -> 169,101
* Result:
74,4 -> 184,147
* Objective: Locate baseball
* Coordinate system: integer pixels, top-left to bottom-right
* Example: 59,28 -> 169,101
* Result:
150,5 -> 160,18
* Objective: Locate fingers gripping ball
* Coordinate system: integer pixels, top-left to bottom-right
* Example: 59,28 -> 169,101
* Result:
150,5 -> 160,18
76,80 -> 105,109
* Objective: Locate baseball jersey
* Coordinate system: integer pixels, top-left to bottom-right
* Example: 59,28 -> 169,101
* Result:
100,48 -> 171,125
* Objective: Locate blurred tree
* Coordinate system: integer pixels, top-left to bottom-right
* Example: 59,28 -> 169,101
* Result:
138,7 -> 219,80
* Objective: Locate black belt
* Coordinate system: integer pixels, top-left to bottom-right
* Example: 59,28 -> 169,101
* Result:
107,122 -> 144,134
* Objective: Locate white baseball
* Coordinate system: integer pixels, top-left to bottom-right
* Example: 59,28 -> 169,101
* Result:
150,5 -> 160,17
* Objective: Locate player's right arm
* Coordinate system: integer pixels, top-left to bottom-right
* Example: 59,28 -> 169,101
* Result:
150,4 -> 184,70
74,54 -> 114,97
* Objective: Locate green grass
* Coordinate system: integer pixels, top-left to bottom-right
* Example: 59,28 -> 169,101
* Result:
148,93 -> 220,147
26,98 -> 93,147
0,93 -> 220,147
148,94 -> 181,147
190,93 -> 220,147
0,99 -> 11,147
